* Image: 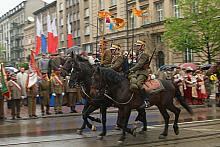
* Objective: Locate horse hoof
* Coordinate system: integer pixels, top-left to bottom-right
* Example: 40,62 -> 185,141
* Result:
92,125 -> 96,131
174,128 -> 179,135
117,140 -> 124,145
77,129 -> 83,135
114,126 -> 121,130
159,134 -> 167,139
96,118 -> 101,123
97,135 -> 103,140
132,128 -> 137,137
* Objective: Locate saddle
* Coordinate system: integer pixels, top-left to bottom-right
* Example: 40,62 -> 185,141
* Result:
143,79 -> 165,94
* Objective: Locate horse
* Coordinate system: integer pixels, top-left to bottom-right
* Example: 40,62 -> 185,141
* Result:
64,54 -> 147,139
91,67 -> 193,143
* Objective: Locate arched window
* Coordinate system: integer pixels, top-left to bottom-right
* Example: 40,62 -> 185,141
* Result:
157,51 -> 164,68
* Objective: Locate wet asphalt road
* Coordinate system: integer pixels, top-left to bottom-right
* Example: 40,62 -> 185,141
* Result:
0,106 -> 220,146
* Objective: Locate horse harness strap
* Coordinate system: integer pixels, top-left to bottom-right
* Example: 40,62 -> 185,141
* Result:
103,92 -> 134,105
81,85 -> 93,100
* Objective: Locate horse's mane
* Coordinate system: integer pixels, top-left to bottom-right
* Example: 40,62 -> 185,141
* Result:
100,67 -> 125,84
76,55 -> 89,62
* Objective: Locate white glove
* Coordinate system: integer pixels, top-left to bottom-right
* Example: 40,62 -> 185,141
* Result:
36,95 -> 39,97
52,93 -> 56,96
62,92 -> 65,96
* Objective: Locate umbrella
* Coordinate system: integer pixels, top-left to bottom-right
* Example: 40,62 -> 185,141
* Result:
180,63 -> 197,70
5,67 -> 19,73
159,65 -> 177,71
66,46 -> 82,55
200,64 -> 213,70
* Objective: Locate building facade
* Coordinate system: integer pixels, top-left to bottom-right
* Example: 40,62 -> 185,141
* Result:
0,0 -> 45,65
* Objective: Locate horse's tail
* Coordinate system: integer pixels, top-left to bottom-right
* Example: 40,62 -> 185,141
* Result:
175,86 -> 194,115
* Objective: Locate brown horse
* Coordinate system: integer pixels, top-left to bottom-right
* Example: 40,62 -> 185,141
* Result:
91,67 -> 193,143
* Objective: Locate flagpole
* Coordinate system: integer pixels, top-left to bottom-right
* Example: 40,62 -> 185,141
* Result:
96,17 -> 99,59
131,11 -> 134,66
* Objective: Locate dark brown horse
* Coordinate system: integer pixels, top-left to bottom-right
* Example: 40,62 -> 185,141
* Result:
91,67 -> 193,143
64,54 -> 147,139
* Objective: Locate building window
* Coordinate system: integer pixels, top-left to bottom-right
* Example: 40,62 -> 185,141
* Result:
172,0 -> 180,18
110,0 -> 117,6
84,8 -> 89,17
99,0 -> 105,10
155,2 -> 164,22
142,7 -> 150,25
85,44 -> 92,53
157,51 -> 165,68
84,25 -> 90,35
59,3 -> 64,11
184,48 -> 193,62
60,18 -> 64,26
61,33 -> 64,41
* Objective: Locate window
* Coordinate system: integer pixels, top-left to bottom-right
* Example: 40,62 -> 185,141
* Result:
155,2 -> 163,22
184,48 -> 193,62
59,3 -> 63,11
84,8 -> 89,17
172,0 -> 180,18
142,7 -> 150,25
84,25 -> 90,35
60,17 -> 63,26
99,0 -> 105,10
157,51 -> 164,68
61,33 -> 64,41
85,44 -> 92,53
110,0 -> 117,6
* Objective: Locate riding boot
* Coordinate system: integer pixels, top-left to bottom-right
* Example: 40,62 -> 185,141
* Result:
139,89 -> 150,109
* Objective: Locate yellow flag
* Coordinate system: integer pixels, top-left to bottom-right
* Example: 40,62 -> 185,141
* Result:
98,11 -> 111,19
111,18 -> 126,30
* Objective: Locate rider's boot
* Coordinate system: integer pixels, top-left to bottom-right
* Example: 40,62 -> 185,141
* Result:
139,89 -> 150,109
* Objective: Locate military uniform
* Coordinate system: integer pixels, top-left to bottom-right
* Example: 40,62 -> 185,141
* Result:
51,72 -> 64,114
110,44 -> 124,72
27,84 -> 38,117
102,49 -> 112,67
39,74 -> 51,115
8,78 -> 22,119
64,76 -> 81,113
129,51 -> 149,90
0,88 -> 5,120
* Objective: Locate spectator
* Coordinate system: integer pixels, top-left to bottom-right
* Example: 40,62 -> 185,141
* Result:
16,67 -> 28,104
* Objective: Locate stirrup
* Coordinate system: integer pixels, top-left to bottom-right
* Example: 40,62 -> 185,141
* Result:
144,101 -> 150,108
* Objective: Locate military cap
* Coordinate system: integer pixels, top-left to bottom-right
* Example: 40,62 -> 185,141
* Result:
135,40 -> 145,46
110,44 -> 121,50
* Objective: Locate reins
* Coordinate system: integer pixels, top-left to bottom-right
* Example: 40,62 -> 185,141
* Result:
104,92 -> 134,105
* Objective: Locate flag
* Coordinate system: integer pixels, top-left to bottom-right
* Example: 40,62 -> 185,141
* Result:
27,50 -> 41,88
0,63 -> 10,98
132,7 -> 144,17
35,17 -> 41,55
52,18 -> 58,53
67,14 -> 73,48
98,11 -> 111,19
47,14 -> 54,53
41,15 -> 47,54
111,17 -> 126,30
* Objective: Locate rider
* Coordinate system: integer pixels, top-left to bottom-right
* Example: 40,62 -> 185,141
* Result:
128,40 -> 150,108
110,44 -> 124,73
100,39 -> 112,67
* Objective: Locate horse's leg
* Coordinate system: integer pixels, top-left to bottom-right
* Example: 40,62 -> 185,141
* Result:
118,107 -> 136,143
98,106 -> 107,139
87,115 -> 101,123
78,104 -> 99,134
158,106 -> 170,139
167,103 -> 181,135
136,108 -> 147,133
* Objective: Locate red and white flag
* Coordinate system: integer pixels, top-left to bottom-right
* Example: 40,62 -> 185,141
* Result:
47,14 -> 54,53
35,17 -> 41,55
67,14 -> 73,48
52,18 -> 58,53
27,50 -> 41,88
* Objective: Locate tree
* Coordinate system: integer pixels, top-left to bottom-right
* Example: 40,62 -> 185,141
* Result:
163,0 -> 220,63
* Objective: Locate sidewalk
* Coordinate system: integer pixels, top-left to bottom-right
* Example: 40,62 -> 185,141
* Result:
3,103 -> 213,121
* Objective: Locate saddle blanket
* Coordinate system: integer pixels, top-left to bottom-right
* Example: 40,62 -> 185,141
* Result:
143,79 -> 165,94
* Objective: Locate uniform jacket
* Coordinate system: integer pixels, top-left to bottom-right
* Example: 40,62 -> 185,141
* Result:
8,80 -> 22,99
51,75 -> 64,94
102,49 -> 112,67
111,55 -> 123,72
39,78 -> 51,96
27,84 -> 38,97
129,52 -> 149,76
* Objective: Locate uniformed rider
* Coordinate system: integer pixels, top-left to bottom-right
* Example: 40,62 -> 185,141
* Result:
110,44 -> 124,73
128,40 -> 150,108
